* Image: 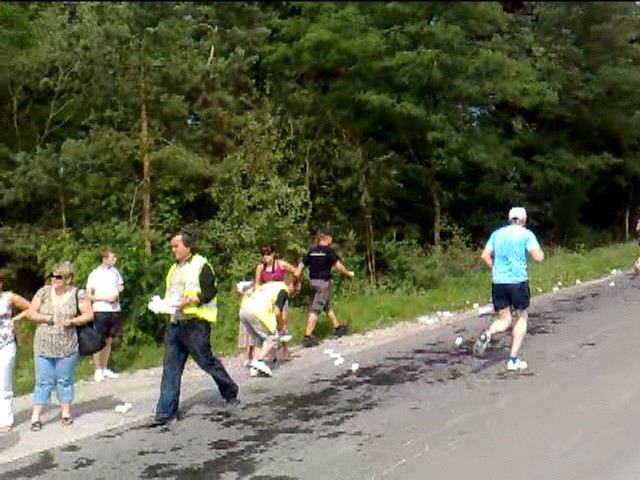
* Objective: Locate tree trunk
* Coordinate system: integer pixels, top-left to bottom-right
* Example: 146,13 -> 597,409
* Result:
355,148 -> 376,285
624,205 -> 630,241
140,72 -> 152,256
624,185 -> 634,241
430,180 -> 441,247
9,85 -> 22,149
364,212 -> 376,285
58,161 -> 66,231
59,188 -> 67,231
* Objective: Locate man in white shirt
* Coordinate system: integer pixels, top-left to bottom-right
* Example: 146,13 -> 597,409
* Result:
86,249 -> 125,382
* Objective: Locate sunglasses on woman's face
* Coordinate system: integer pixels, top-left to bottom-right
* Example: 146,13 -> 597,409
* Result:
50,273 -> 64,280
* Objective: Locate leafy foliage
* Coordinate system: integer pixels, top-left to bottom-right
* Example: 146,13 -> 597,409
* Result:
1,1 -> 640,348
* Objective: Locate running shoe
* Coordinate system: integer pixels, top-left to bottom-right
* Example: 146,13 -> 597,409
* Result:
506,357 -> 528,371
303,335 -> 319,348
249,359 -> 272,377
473,331 -> 491,356
103,369 -> 119,379
333,325 -> 348,337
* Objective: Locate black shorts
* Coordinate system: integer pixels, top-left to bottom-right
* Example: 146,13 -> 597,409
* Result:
492,281 -> 530,311
93,311 -> 123,338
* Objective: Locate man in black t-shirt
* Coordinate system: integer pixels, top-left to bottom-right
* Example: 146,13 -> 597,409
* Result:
295,228 -> 354,347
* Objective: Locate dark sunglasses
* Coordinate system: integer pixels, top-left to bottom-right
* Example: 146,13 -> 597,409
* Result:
50,273 -> 64,280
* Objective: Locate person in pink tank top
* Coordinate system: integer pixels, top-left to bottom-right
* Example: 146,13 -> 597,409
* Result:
238,244 -> 296,367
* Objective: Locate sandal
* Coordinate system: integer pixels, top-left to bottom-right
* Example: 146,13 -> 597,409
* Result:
61,417 -> 74,427
30,421 -> 42,432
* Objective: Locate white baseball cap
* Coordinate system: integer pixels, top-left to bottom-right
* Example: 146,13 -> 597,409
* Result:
508,207 -> 527,220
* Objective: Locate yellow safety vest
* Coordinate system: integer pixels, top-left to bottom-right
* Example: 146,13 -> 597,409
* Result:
243,281 -> 288,333
165,254 -> 218,323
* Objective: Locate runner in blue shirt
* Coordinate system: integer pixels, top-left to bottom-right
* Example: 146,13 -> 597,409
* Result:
473,207 -> 544,371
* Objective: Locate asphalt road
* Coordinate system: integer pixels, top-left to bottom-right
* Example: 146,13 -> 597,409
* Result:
1,273 -> 639,480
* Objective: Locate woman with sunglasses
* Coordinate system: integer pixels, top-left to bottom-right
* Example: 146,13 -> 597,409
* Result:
0,271 -> 30,433
26,261 -> 94,431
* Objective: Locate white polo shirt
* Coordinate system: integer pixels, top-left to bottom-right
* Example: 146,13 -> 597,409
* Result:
86,265 -> 124,313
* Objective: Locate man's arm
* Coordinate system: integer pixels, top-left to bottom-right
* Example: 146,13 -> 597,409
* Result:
86,271 -> 119,303
527,233 -> 544,263
179,264 -> 217,308
334,260 -> 354,278
480,246 -> 494,269
86,272 -> 97,302
116,269 -> 125,293
295,250 -> 310,278
328,248 -> 353,278
197,264 -> 217,303
528,247 -> 544,262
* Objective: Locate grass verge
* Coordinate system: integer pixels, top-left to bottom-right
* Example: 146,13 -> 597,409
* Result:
12,241 -> 638,396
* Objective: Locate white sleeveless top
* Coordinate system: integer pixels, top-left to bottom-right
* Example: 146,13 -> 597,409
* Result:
0,292 -> 14,349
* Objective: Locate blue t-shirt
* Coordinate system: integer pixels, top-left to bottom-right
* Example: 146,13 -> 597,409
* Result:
485,224 -> 540,284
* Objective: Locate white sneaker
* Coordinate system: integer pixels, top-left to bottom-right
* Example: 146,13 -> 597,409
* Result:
103,369 -> 119,379
506,358 -> 528,371
279,334 -> 293,343
249,367 -> 259,377
249,359 -> 272,377
94,370 -> 104,383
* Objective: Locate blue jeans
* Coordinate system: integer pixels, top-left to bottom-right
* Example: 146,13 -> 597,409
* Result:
33,352 -> 79,404
155,319 -> 238,420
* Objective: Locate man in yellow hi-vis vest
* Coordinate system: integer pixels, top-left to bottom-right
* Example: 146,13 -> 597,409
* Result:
153,231 -> 239,426
239,274 -> 301,377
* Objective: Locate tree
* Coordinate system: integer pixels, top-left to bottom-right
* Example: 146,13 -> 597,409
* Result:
264,2 -> 554,248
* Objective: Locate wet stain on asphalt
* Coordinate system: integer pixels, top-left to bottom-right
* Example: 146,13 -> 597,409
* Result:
163,332 -> 536,477
138,449 -> 164,457
2,452 -> 56,478
208,439 -> 236,450
71,457 -> 95,470
139,462 -> 182,479
5,283 -> 623,479
249,476 -> 298,480
528,325 -> 552,335
60,445 -> 80,452
96,431 -> 123,439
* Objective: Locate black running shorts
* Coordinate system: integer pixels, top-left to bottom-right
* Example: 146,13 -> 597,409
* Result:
492,281 -> 530,311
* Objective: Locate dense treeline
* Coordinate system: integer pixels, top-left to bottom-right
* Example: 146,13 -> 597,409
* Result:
1,2 -> 639,344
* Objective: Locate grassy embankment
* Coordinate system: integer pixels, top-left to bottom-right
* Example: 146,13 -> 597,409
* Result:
13,241 -> 638,396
